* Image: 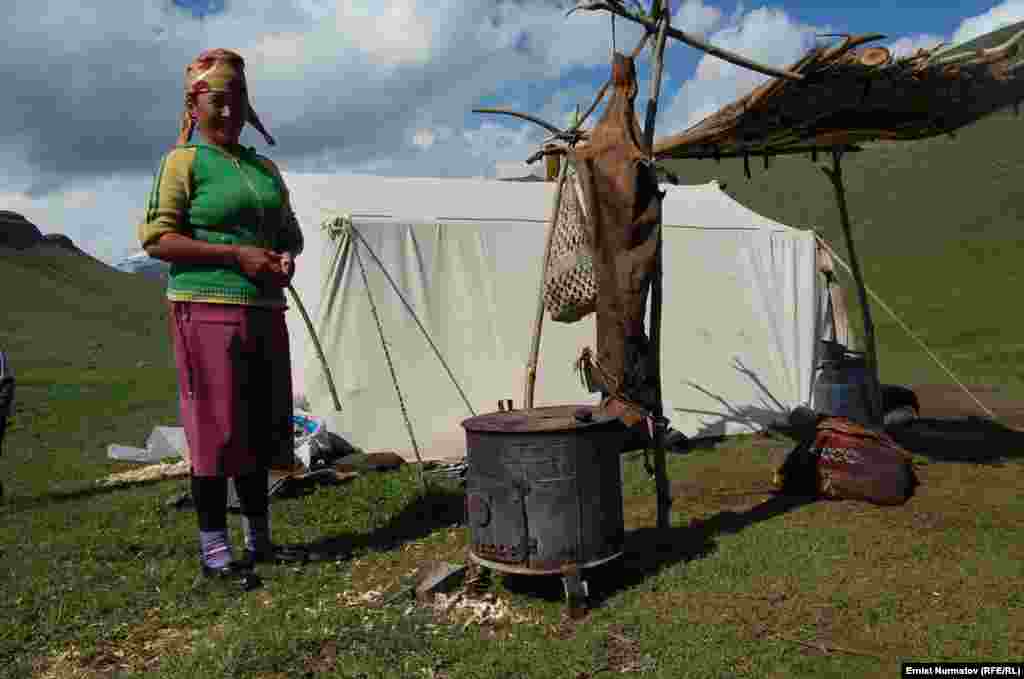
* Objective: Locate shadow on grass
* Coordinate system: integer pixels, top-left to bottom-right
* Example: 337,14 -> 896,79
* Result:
0,477 -> 183,515
499,494 -> 816,605
886,417 -> 1024,464
300,485 -> 466,561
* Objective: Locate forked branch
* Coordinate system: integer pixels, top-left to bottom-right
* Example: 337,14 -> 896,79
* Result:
473,28 -> 646,163
569,1 -> 805,81
471,108 -> 565,137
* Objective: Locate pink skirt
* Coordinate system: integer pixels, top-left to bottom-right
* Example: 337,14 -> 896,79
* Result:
170,301 -> 294,478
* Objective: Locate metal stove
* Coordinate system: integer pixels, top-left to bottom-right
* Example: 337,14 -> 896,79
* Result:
461,404 -> 628,612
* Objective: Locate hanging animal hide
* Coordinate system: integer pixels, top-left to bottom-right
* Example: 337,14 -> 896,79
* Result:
571,52 -> 665,424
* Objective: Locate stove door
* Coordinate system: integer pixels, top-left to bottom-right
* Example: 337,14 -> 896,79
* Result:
524,476 -> 581,570
466,475 -> 528,564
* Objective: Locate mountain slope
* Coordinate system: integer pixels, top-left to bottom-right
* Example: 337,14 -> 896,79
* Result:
0,244 -> 172,374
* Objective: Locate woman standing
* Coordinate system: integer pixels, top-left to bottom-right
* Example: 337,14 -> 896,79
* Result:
139,49 -> 305,591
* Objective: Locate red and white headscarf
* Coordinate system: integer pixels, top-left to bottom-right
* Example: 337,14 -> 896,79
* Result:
177,48 -> 275,147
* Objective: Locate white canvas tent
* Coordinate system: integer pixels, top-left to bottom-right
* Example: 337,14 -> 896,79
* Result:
283,174 -> 834,461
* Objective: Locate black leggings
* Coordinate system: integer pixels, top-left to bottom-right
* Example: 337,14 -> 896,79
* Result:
191,469 -> 268,532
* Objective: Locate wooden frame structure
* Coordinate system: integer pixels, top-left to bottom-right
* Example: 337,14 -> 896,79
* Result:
475,4 -> 1024,529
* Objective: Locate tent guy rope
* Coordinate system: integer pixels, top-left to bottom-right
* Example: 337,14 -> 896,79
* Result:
352,241 -> 428,492
323,216 -> 478,419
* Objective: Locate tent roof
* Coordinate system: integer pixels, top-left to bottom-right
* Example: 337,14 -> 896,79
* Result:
283,173 -> 798,233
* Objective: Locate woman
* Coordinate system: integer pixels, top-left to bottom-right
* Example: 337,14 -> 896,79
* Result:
139,49 -> 305,591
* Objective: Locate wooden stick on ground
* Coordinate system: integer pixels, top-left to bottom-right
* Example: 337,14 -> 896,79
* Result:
769,633 -> 886,660
820,150 -> 883,425
645,1 -> 672,531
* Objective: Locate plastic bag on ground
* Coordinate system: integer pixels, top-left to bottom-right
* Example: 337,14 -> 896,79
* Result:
108,426 -> 189,463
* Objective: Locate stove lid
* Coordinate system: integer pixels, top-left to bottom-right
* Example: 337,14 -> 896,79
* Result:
461,405 -> 622,433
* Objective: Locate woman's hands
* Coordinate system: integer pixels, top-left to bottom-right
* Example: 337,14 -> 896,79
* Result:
236,246 -> 295,288
146,234 -> 296,289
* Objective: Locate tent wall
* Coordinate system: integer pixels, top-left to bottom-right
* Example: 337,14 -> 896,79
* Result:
283,175 -> 822,461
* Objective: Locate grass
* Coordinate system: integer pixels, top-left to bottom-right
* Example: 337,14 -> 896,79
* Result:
2,111 -> 1024,677
1,421 -> 1021,678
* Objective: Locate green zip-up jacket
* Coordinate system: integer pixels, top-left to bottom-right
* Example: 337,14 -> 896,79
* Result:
137,142 -> 305,308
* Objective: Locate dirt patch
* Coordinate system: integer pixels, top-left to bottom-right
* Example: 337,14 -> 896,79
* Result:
425,590 -> 537,628
303,640 -> 338,675
33,609 -> 194,678
601,626 -> 656,674
337,584 -> 538,631
550,614 -> 584,641
911,383 -> 1024,424
342,527 -> 468,595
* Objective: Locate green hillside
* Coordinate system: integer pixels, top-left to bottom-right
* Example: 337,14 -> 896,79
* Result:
0,245 -> 173,373
0,245 -> 178,493
663,107 -> 1024,395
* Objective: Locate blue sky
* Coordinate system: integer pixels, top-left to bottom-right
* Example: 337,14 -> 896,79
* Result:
2,0 -> 1021,264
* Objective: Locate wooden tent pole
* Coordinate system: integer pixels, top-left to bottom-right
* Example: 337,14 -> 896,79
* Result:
820,150 -> 883,425
645,1 -> 672,531
524,156 -> 571,409
286,284 -> 343,413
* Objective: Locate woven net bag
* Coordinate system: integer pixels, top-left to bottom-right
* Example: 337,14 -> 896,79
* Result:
543,172 -> 597,323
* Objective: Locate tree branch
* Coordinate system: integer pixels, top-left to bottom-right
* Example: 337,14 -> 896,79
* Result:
569,1 -> 805,81
630,30 -> 652,59
642,10 -> 670,150
574,78 -> 611,131
821,150 -> 883,425
645,2 -> 672,533
471,108 -> 564,136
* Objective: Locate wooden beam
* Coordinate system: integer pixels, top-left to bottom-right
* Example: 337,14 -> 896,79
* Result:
524,158 -> 572,409
569,1 -> 804,82
646,1 -> 672,532
656,144 -> 864,161
820,150 -> 883,425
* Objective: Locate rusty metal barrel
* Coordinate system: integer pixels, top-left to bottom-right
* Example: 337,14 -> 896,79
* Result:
461,404 -> 628,576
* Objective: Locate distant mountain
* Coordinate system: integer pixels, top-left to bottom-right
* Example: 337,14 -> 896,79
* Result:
0,211 -> 44,249
115,250 -> 170,282
0,211 -> 110,267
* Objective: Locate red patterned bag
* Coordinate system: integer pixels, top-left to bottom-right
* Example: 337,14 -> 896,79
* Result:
813,417 -> 918,505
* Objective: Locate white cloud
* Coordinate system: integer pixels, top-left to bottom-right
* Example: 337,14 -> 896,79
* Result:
0,0 -> 770,263
412,128 -> 436,149
887,34 -> 947,59
661,6 -> 822,133
336,0 -> 438,67
952,0 -> 1024,45
675,0 -> 724,37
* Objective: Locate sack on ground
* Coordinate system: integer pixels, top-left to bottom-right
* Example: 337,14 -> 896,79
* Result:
815,417 -> 917,505
773,416 -> 917,505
